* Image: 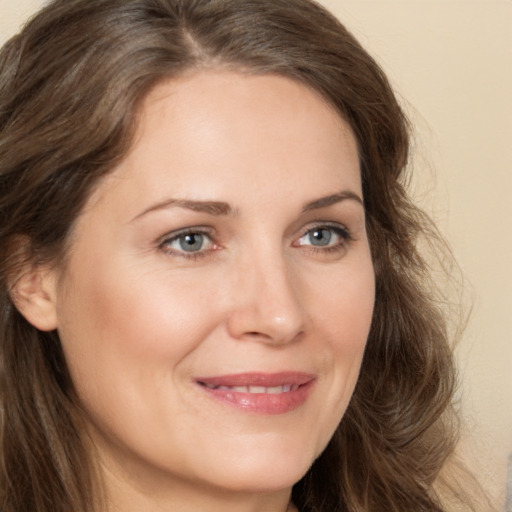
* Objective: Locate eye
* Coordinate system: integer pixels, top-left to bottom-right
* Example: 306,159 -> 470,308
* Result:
159,229 -> 216,257
303,227 -> 335,247
294,224 -> 351,251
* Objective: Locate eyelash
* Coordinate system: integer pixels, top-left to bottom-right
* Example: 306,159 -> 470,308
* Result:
295,223 -> 353,255
158,227 -> 217,260
158,223 -> 353,260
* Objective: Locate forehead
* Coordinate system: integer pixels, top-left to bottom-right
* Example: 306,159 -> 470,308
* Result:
137,70 -> 355,153
88,70 -> 361,214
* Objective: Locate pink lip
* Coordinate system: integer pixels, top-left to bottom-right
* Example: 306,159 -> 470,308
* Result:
196,372 -> 316,415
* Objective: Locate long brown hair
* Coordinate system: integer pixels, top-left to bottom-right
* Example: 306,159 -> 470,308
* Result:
0,0 -> 470,510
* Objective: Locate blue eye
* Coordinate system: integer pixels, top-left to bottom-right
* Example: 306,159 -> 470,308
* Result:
177,233 -> 205,252
161,230 -> 214,255
306,228 -> 334,246
296,225 -> 349,250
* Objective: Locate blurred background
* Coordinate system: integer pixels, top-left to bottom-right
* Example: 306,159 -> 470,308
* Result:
1,0 -> 511,508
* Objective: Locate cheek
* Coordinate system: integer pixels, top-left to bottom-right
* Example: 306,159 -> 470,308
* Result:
318,258 -> 375,350
55,258 -> 229,415
316,259 -> 375,398
340,276 -> 374,367
55,261 -> 230,450
64,264 -> 218,352
292,258 -> 374,458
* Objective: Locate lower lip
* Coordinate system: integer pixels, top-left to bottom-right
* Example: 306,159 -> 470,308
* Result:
198,380 -> 315,415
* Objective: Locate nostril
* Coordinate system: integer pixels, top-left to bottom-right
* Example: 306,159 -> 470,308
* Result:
244,331 -> 273,340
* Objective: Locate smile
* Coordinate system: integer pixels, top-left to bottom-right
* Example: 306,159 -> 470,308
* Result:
202,384 -> 300,393
196,372 -> 316,414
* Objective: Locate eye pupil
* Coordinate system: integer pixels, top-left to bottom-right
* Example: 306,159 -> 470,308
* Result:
310,228 -> 332,246
179,233 -> 203,252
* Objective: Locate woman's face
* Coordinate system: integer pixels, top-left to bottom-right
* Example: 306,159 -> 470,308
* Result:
50,71 -> 375,505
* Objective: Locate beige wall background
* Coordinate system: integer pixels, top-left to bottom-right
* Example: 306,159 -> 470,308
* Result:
1,0 -> 511,507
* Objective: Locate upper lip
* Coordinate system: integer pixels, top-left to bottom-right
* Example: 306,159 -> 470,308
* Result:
196,372 -> 315,388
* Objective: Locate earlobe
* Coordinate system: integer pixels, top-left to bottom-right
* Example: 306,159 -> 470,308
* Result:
9,266 -> 58,332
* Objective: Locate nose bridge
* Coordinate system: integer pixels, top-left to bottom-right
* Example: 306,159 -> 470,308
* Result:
227,241 -> 305,344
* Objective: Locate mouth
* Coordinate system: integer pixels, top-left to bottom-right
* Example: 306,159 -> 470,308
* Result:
195,372 -> 316,414
201,383 -> 301,393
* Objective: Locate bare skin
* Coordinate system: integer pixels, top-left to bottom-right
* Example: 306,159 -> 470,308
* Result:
20,71 -> 374,512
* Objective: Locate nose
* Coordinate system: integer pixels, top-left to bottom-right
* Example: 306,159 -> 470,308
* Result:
226,250 -> 306,345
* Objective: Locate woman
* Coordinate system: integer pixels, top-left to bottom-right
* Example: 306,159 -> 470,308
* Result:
0,0 -> 478,511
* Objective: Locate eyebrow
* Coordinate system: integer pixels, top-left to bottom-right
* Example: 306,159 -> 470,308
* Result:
131,198 -> 234,222
302,190 -> 363,212
131,189 -> 363,222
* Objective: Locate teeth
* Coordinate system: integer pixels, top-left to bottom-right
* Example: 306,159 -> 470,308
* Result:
203,383 -> 298,394
248,386 -> 266,393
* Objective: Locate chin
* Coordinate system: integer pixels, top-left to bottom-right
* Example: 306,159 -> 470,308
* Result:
197,443 -> 317,494
209,467 -> 306,495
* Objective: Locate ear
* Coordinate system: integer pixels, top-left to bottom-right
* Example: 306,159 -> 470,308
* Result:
9,264 -> 58,332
